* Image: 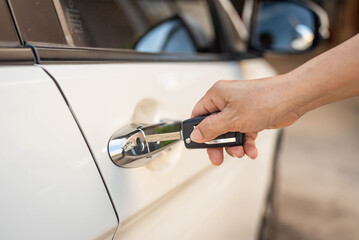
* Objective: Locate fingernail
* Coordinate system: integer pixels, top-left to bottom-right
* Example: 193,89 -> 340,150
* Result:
190,128 -> 204,142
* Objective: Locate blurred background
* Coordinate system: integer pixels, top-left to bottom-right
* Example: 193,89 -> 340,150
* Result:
262,0 -> 359,239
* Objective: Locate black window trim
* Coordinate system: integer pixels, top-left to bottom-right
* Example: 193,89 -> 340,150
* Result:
33,45 -> 229,64
0,48 -> 35,65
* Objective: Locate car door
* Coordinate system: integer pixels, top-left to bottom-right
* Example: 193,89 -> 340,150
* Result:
9,0 -> 279,239
0,1 -> 118,239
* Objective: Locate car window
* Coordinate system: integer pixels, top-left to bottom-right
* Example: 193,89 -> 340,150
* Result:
0,0 -> 20,46
10,0 -> 215,54
56,0 -> 216,53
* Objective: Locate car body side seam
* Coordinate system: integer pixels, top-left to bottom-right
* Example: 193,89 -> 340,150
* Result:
38,65 -> 120,226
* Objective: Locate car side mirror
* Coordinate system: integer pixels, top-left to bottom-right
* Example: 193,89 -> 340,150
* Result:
135,16 -> 196,53
135,14 -> 211,54
251,1 -> 329,53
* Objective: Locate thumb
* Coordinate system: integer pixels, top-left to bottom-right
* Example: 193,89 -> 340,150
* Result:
190,112 -> 229,143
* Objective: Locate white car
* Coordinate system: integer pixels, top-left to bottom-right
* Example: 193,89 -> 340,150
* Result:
0,0 -> 328,239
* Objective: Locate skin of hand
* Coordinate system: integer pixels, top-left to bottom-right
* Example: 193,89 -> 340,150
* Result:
190,75 -> 300,165
191,34 -> 359,166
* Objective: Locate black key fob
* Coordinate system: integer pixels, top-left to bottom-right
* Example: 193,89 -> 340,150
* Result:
181,116 -> 245,149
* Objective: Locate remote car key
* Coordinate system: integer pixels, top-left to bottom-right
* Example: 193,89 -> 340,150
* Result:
145,116 -> 245,149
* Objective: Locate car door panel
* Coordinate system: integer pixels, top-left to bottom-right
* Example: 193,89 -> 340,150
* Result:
0,66 -> 118,240
113,130 -> 277,240
43,59 -> 278,239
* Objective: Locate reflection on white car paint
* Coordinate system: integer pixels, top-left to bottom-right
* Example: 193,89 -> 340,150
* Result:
43,59 -> 278,240
0,67 -> 118,239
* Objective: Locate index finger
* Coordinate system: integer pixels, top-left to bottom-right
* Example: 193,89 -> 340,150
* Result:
191,96 -> 218,118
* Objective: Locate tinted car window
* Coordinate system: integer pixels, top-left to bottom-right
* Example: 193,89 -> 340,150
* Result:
10,0 -> 67,44
57,0 -> 215,52
0,0 -> 20,46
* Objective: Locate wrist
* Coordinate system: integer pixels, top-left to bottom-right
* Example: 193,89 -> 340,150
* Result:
267,72 -> 307,118
282,68 -> 323,117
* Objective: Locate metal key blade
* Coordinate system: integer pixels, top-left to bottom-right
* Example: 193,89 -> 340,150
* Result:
145,131 -> 182,143
144,116 -> 244,148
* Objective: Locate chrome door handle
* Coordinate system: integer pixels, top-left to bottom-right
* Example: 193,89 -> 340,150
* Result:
108,121 -> 182,168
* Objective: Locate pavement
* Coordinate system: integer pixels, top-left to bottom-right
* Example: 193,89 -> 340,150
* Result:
265,53 -> 359,240
276,98 -> 359,240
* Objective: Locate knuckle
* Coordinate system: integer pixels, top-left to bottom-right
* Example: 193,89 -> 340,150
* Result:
217,80 -> 227,85
212,80 -> 226,90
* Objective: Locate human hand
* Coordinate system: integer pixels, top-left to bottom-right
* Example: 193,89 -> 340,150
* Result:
191,35 -> 359,165
191,75 -> 301,165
